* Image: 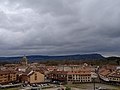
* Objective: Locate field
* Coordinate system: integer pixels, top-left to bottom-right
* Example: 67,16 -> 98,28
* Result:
0,87 -> 18,90
65,83 -> 120,90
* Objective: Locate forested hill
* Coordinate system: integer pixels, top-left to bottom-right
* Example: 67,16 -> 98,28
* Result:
0,53 -> 104,62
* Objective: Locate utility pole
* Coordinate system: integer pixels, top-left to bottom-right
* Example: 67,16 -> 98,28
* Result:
91,69 -> 98,90
93,78 -> 95,90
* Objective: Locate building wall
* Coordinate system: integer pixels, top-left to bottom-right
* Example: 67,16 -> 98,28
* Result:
0,72 -> 17,84
9,73 -> 17,82
29,71 -> 44,84
108,77 -> 120,82
20,75 -> 28,83
0,74 -> 9,84
67,74 -> 92,83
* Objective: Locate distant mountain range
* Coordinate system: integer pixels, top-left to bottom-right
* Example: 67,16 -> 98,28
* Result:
0,53 -> 105,62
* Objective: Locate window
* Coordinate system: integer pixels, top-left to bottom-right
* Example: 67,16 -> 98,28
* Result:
68,75 -> 72,79
35,73 -> 37,80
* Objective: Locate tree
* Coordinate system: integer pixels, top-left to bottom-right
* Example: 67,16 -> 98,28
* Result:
116,60 -> 120,65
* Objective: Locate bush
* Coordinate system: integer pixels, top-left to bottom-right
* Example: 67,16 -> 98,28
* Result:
65,87 -> 71,90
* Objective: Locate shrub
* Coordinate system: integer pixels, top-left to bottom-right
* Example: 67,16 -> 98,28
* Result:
65,87 -> 71,90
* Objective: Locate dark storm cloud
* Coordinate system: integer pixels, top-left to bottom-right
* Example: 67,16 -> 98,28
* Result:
0,0 -> 120,56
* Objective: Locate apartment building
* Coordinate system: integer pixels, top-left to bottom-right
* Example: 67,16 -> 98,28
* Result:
49,71 -> 68,82
0,70 -> 17,84
67,71 -> 92,83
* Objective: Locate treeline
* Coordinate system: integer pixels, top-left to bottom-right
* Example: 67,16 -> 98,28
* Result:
106,56 -> 120,65
0,61 -> 12,66
38,57 -> 120,66
0,56 -> 120,66
38,59 -> 104,66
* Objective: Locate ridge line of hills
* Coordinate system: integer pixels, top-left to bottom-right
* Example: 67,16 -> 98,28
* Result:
0,53 -> 105,62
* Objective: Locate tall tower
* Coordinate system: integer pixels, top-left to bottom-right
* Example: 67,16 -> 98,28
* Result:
20,55 -> 28,66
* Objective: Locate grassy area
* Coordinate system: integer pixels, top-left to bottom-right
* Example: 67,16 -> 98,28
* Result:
65,83 -> 91,89
65,83 -> 120,90
0,87 -> 19,90
1,83 -> 120,90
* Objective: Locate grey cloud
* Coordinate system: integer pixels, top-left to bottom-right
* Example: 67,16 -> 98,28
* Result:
0,0 -> 120,56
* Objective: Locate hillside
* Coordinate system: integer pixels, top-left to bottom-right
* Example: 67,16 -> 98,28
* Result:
0,53 -> 104,62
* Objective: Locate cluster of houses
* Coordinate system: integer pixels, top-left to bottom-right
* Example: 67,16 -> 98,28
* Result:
48,64 -> 96,84
0,56 -> 120,85
0,56 -> 47,85
99,65 -> 120,84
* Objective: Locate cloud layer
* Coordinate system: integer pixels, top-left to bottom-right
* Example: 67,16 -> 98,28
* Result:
0,0 -> 120,56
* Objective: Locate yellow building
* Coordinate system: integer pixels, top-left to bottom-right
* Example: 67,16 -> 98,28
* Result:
20,70 -> 45,84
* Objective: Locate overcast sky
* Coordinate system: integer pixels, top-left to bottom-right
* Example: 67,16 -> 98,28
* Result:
0,0 -> 120,56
